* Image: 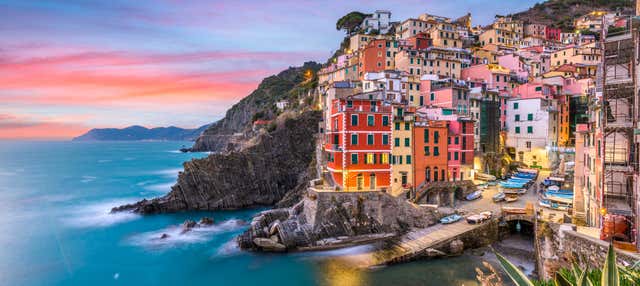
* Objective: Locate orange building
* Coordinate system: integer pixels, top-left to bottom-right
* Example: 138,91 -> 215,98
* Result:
360,39 -> 392,78
325,97 -> 392,191
413,120 -> 448,186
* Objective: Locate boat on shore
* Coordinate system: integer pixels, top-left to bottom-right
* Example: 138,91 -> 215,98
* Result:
493,192 -> 506,202
505,195 -> 518,203
440,214 -> 462,224
465,190 -> 482,201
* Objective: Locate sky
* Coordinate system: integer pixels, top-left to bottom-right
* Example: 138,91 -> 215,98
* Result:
0,0 -> 539,139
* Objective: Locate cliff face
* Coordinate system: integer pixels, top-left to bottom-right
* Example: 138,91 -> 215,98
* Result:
114,110 -> 321,213
190,62 -> 321,152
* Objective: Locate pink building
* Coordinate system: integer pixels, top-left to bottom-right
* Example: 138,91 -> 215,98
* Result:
498,53 -> 529,81
420,75 -> 471,116
461,64 -> 512,92
447,119 -> 474,181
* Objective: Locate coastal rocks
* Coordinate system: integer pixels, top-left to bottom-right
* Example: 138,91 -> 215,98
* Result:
238,190 -> 439,252
425,248 -> 447,257
253,238 -> 286,252
199,217 -> 214,225
160,233 -> 170,239
112,111 -> 321,214
449,239 -> 464,255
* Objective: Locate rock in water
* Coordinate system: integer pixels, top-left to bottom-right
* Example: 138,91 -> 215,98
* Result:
160,233 -> 170,239
181,220 -> 197,233
199,217 -> 214,225
449,239 -> 464,255
113,111 -> 321,214
253,238 -> 286,252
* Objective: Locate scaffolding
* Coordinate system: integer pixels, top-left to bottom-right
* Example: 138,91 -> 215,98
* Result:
601,24 -> 638,241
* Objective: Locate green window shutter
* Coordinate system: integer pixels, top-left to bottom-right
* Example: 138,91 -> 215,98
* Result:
404,123 -> 410,130
347,100 -> 353,108
514,102 -> 519,109
406,155 -> 412,164
395,122 -> 400,130
515,126 -> 520,134
404,138 -> 410,147
382,135 -> 389,145
434,131 -> 439,143
527,113 -> 533,121
351,154 -> 358,164
367,115 -> 374,126
515,114 -> 520,122
394,138 -> 400,147
368,134 -> 374,145
351,134 -> 358,145
424,146 -> 430,155
351,115 -> 358,126
434,146 -> 439,156
382,116 -> 389,126
454,152 -> 458,160
424,129 -> 429,143
399,156 -> 403,164
527,126 -> 533,133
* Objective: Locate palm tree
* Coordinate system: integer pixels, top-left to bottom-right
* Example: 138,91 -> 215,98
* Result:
494,243 -> 640,286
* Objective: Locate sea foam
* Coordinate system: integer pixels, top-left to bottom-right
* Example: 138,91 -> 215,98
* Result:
127,219 -> 245,250
63,200 -> 140,228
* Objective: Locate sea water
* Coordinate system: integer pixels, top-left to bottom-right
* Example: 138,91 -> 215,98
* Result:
0,141 -> 512,286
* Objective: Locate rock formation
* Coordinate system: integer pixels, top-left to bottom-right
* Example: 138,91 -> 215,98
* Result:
238,189 -> 439,251
112,111 -> 321,214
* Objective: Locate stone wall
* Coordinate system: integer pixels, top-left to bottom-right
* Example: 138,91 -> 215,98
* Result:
536,223 -> 640,279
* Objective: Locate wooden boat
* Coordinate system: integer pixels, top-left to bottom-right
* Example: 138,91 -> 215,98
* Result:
465,190 -> 482,201
493,192 -> 506,202
440,214 -> 462,224
505,195 -> 518,203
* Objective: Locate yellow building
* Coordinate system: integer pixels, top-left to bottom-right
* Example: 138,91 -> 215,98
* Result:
550,43 -> 600,68
427,23 -> 463,49
391,106 -> 415,196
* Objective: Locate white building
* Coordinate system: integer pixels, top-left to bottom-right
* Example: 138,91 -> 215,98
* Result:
505,97 -> 559,168
276,100 -> 289,110
362,71 -> 407,103
361,10 -> 392,34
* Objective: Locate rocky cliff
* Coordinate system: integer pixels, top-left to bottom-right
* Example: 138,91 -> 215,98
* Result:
190,61 -> 321,152
237,189 -> 439,252
113,110 -> 321,213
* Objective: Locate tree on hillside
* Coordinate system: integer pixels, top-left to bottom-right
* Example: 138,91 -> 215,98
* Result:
336,11 -> 370,35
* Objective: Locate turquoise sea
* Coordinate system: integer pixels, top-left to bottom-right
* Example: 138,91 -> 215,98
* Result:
0,141 -> 508,286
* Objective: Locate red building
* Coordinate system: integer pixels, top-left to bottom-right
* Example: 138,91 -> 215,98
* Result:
360,39 -> 391,77
545,26 -> 561,42
325,97 -> 392,191
407,32 -> 432,50
413,120 -> 448,187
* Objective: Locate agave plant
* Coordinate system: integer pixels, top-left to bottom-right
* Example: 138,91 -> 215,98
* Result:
495,243 -> 639,286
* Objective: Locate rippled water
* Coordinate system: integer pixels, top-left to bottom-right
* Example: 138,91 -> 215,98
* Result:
0,141 -> 515,286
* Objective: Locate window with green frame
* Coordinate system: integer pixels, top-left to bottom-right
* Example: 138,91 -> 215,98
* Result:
351,154 -> 358,164
424,146 -> 430,155
351,134 -> 358,145
406,155 -> 412,164
367,134 -> 374,145
395,122 -> 400,130
367,115 -> 374,126
513,102 -> 519,109
434,146 -> 439,156
382,116 -> 389,126
394,138 -> 400,147
527,126 -> 533,133
424,129 -> 429,143
515,126 -> 520,134
347,100 -> 353,108
515,114 -> 520,122
434,131 -> 439,143
404,138 -> 410,147
404,122 -> 410,130
351,114 -> 358,126
382,134 -> 389,145
454,152 -> 458,160
527,113 -> 533,121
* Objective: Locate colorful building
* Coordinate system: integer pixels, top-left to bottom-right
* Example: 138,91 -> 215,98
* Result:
391,106 -> 415,196
413,119 -> 448,186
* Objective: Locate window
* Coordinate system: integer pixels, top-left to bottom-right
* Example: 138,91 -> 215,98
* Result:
434,131 -> 439,143
454,152 -> 459,160
434,146 -> 439,156
406,155 -> 412,164
367,134 -> 374,145
515,126 -> 520,134
347,100 -> 353,108
454,137 -> 459,144
351,134 -> 358,145
424,129 -> 429,143
404,138 -> 410,147
395,122 -> 400,130
382,153 -> 389,164
404,123 -> 410,130
367,115 -> 374,126
394,138 -> 400,147
513,102 -> 519,109
527,113 -> 533,121
424,146 -> 430,155
382,134 -> 389,145
527,126 -> 533,133
515,114 -> 520,122
526,141 -> 532,148
351,115 -> 358,126
366,153 -> 374,164
496,75 -> 500,82
447,152 -> 451,160
333,134 -> 339,144
351,154 -> 358,164
382,116 -> 389,126
430,93 -> 435,101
